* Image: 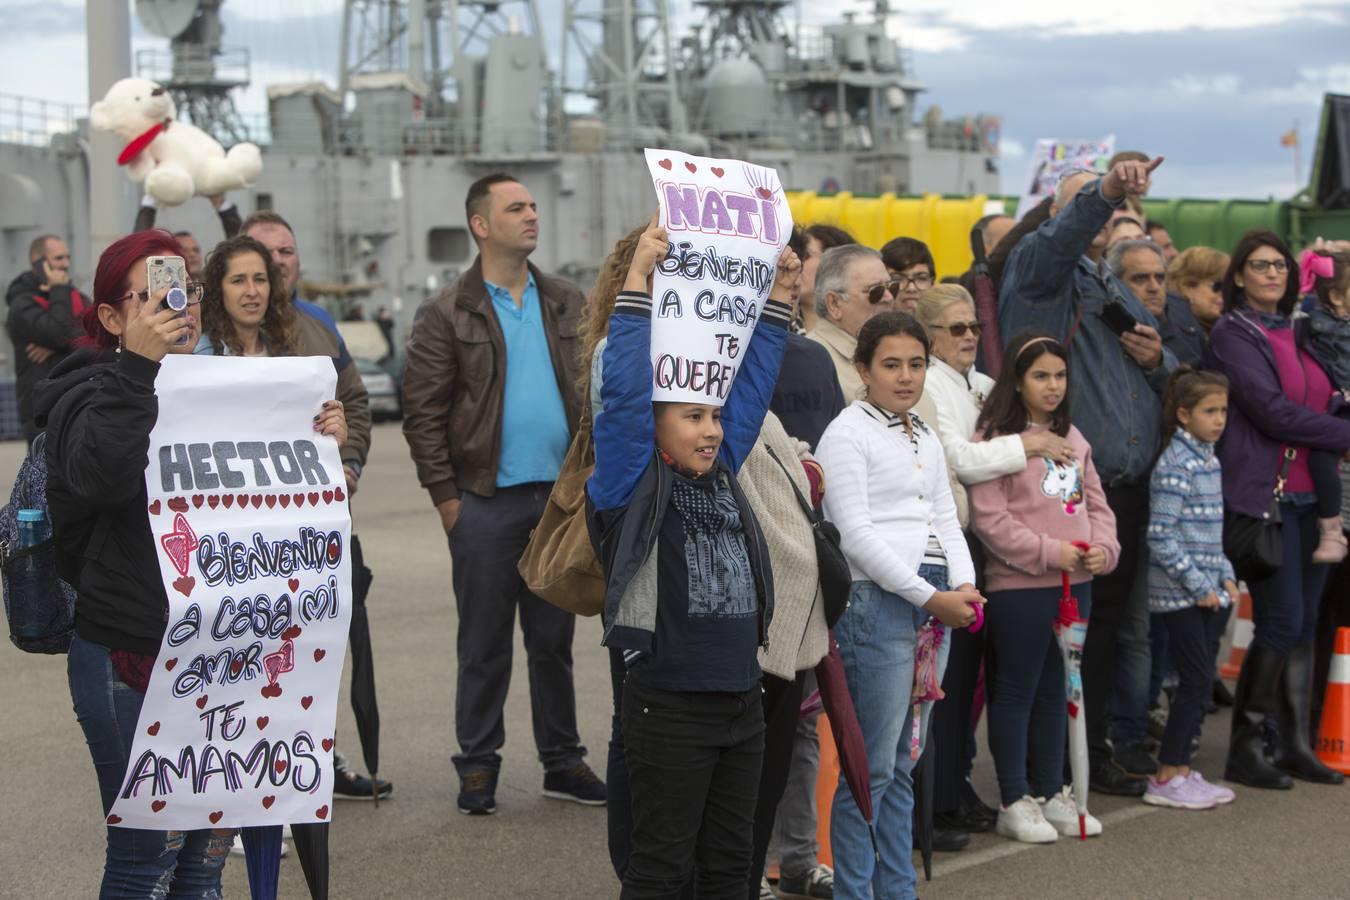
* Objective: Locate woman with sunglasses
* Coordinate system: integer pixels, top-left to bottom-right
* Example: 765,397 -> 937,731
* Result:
35,230 -> 345,895
1205,229 -> 1350,790
1166,247 -> 1230,335
916,284 -> 1077,840
881,236 -> 936,314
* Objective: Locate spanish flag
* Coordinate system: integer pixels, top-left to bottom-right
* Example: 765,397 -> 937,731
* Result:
1281,128 -> 1299,148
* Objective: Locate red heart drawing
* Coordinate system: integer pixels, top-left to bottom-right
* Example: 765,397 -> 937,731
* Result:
308,493 -> 320,506
315,805 -> 329,820
207,495 -> 219,509
279,495 -> 290,508
322,738 -> 334,752
685,161 -> 697,173
238,494 -> 250,508
313,648 -> 326,663
191,495 -> 204,509
301,695 -> 314,710
265,495 -> 277,509
756,187 -> 773,199
147,721 -> 161,736
335,486 -> 346,502
167,497 -> 188,513
230,657 -> 244,676
294,493 -> 305,507
262,795 -> 275,809
288,578 -> 300,592
275,760 -> 287,774
164,658 -> 177,671
658,158 -> 673,170
711,167 -> 725,177
261,683 -> 283,699
322,490 -> 334,504
282,625 -> 302,641
106,814 -> 122,825
222,495 -> 234,509
152,800 -> 166,813
256,716 -> 269,730
251,495 -> 263,509
195,695 -> 209,710
173,576 -> 195,597
208,811 -> 223,825
147,500 -> 161,516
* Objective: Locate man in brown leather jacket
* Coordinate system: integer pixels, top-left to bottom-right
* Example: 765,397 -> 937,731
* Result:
402,173 -> 603,815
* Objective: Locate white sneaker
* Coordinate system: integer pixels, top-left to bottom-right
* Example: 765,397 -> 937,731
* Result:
1039,786 -> 1103,837
996,795 -> 1058,843
229,833 -> 292,857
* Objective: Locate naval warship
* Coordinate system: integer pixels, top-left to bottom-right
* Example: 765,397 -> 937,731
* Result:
0,0 -> 1000,364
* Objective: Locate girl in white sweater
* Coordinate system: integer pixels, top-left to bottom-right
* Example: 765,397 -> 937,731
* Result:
815,311 -> 983,899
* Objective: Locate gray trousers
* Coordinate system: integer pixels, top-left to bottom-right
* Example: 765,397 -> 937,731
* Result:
771,671 -> 821,878
447,483 -> 585,775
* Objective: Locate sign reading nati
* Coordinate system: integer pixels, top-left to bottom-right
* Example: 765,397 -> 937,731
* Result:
645,149 -> 793,405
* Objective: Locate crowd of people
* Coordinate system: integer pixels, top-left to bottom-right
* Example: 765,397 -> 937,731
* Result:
8,152 -> 1350,899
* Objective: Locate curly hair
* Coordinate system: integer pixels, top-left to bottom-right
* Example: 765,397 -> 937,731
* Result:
199,235 -> 299,357
577,221 -> 650,394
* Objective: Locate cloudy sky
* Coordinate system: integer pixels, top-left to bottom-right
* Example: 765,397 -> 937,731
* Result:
2,0 -> 1344,199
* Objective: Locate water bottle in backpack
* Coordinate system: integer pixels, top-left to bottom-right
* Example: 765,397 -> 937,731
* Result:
1,436 -> 77,654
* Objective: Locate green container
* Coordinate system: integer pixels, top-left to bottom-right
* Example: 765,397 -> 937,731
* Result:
1141,198 -> 1289,254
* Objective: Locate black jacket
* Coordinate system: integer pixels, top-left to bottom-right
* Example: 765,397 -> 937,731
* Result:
36,347 -> 168,655
6,270 -> 87,435
770,334 -> 845,451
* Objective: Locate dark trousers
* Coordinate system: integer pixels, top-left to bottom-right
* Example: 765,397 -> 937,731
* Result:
621,677 -> 765,899
986,584 -> 1092,806
1250,502 -> 1332,657
1157,605 -> 1225,766
1083,482 -> 1149,763
932,535 -> 986,814
747,672 -> 806,899
447,483 -> 584,775
1308,449 -> 1343,519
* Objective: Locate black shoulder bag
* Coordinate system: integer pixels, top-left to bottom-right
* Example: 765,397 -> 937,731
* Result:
764,445 -> 852,627
1224,447 -> 1294,583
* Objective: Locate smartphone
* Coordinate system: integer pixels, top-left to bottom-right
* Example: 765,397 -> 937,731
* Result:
31,257 -> 48,283
147,256 -> 191,345
1099,301 -> 1139,337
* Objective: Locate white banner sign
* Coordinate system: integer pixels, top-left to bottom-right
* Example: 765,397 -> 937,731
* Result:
644,148 -> 793,405
1017,135 -> 1116,219
108,355 -> 352,830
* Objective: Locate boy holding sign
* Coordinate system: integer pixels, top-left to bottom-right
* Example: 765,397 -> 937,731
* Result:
587,210 -> 800,896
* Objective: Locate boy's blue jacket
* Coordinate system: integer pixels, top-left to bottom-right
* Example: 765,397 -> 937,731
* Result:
586,289 -> 793,653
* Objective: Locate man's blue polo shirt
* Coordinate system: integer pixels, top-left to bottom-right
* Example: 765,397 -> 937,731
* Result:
487,274 -> 570,487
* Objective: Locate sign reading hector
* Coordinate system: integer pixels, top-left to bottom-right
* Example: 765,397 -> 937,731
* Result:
107,356 -> 352,830
644,148 -> 793,405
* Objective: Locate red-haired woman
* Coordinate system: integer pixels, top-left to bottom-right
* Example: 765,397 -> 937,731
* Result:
35,230 -> 347,896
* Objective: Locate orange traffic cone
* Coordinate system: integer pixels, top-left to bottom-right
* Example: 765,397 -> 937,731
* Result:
1220,589 -> 1254,680
1315,627 -> 1350,775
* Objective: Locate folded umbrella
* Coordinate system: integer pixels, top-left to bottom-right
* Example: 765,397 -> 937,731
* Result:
241,825 -> 282,900
347,534 -> 381,802
969,224 -> 1004,375
290,822 -> 330,899
814,637 -> 879,862
1055,541 -> 1093,841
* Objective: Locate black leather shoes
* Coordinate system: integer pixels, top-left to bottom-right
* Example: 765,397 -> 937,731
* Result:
931,826 -> 971,853
1089,758 -> 1146,797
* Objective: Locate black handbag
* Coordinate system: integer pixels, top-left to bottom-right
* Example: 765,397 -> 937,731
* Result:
1224,448 -> 1294,583
765,445 -> 852,627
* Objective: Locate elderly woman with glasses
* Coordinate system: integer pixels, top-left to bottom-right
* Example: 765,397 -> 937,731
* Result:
881,236 -> 936,314
914,283 -> 1078,839
1205,229 -> 1350,791
1166,246 -> 1231,335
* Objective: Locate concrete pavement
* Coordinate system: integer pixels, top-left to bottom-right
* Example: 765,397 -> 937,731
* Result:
1,423 -> 1347,899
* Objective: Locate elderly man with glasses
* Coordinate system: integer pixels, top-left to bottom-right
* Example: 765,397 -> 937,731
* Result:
1109,238 -> 1205,367
807,244 -> 899,401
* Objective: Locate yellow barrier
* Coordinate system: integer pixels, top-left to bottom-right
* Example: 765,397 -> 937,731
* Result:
786,191 -> 992,278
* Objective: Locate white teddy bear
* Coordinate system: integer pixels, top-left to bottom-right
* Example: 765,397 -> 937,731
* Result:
90,77 -> 262,207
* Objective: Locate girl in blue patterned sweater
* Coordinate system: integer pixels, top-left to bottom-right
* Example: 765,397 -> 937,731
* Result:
1144,368 -> 1241,810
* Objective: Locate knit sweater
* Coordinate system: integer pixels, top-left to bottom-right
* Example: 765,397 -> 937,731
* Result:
968,423 -> 1119,592
816,400 -> 975,606
741,411 -> 830,679
1146,428 -> 1236,612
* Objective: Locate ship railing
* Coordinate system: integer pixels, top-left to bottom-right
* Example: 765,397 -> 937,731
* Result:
0,93 -> 81,147
135,47 -> 251,89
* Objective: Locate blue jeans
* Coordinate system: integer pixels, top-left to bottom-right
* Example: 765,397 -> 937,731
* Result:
985,583 -> 1092,806
68,634 -> 233,899
1250,501 -> 1332,655
831,568 -> 950,900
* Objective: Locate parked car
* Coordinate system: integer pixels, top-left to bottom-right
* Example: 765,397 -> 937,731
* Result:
357,357 -> 402,421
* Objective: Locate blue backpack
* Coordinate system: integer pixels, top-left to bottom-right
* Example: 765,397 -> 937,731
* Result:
0,434 -> 77,653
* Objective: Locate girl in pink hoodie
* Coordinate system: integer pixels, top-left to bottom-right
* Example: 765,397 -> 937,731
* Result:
968,333 -> 1120,845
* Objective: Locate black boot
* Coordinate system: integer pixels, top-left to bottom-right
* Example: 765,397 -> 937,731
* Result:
1225,646 -> 1294,789
1275,643 -> 1345,785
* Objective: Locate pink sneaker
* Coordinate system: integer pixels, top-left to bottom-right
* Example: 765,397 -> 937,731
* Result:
1187,771 -> 1235,805
1143,774 -> 1217,810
